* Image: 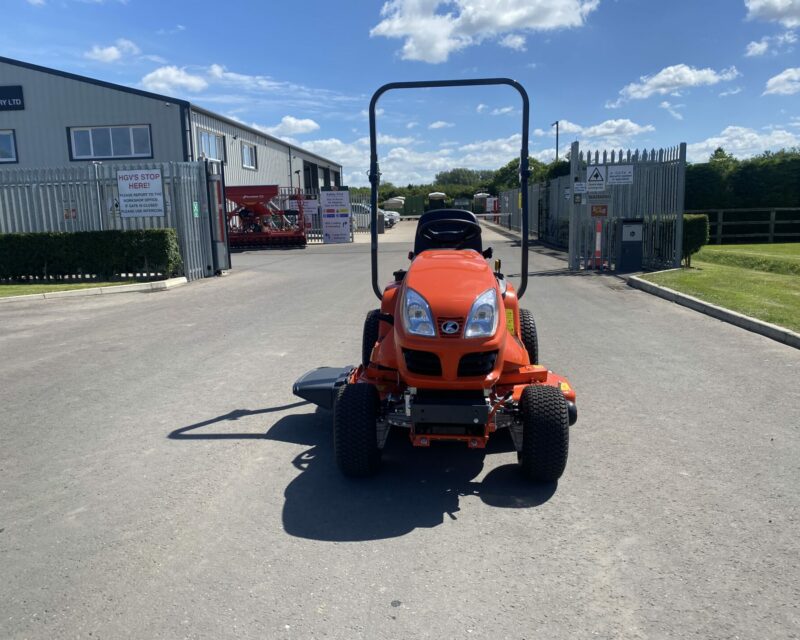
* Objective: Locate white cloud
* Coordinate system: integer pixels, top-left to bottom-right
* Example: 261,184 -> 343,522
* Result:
429,120 -> 455,129
745,0 -> 800,27
407,121 -> 419,128
370,0 -> 599,63
84,38 -> 140,63
491,106 -> 514,115
499,34 -> 526,51
746,40 -> 770,56
533,128 -> 546,136
157,24 -> 186,36
141,66 -> 208,93
659,100 -> 685,120
262,115 -> 320,137
763,67 -> 800,94
476,103 -> 488,113
720,86 -> 743,97
687,125 -> 800,162
607,64 -> 740,108
26,0 -> 45,5
745,30 -> 797,56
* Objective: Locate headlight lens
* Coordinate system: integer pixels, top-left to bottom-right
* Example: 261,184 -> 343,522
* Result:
465,288 -> 498,338
403,288 -> 435,336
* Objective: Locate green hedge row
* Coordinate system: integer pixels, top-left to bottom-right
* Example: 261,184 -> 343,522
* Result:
0,229 -> 183,280
683,214 -> 710,267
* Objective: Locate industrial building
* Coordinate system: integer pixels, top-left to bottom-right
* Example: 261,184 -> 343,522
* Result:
0,55 -> 342,190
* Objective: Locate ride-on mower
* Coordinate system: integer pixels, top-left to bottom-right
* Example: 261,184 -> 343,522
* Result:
293,79 -> 577,481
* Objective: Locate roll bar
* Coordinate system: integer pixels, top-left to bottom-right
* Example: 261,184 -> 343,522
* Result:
369,78 -> 530,300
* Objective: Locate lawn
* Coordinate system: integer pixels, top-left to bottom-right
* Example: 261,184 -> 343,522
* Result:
0,281 -> 131,298
643,244 -> 800,333
696,243 -> 800,276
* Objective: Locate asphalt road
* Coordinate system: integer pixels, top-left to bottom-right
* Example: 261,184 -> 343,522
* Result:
2,222 -> 798,639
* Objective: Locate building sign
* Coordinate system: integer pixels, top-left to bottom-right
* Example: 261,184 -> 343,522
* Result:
587,165 -> 606,193
319,187 -> 351,243
591,204 -> 609,217
0,86 -> 24,111
607,165 -> 634,185
573,181 -> 587,194
117,169 -> 165,217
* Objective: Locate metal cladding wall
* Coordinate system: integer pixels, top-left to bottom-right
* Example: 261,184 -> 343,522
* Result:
0,59 -> 186,169
190,109 -> 343,190
191,109 -> 291,187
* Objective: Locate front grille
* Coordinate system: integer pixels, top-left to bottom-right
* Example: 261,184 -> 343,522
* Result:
457,351 -> 498,377
403,349 -> 442,376
437,316 -> 465,338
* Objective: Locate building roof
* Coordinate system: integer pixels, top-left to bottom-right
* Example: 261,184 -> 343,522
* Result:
0,55 -> 342,171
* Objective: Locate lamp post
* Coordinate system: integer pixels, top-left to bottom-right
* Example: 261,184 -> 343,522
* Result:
551,120 -> 559,163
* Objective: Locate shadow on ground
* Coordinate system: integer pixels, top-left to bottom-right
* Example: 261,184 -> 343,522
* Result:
169,404 -> 557,541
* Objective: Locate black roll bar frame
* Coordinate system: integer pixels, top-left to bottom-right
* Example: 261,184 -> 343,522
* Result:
368,78 -> 530,300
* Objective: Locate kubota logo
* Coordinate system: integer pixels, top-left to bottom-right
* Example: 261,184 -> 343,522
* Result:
441,321 -> 460,334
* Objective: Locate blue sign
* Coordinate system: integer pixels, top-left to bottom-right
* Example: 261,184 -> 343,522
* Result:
0,86 -> 24,111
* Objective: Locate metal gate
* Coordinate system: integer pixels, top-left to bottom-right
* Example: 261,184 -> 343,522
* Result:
0,161 -> 225,281
568,141 -> 686,271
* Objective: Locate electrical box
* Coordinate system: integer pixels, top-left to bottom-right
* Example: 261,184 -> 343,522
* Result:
616,218 -> 643,272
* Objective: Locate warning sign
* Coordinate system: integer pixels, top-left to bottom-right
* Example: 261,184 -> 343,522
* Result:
608,165 -> 634,185
117,170 -> 165,217
320,187 -> 352,244
587,165 -> 606,193
591,204 -> 608,217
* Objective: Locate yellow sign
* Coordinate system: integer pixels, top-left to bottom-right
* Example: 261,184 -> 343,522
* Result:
506,309 -> 515,334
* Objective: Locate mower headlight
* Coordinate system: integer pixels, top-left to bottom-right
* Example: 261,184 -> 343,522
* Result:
403,288 -> 435,337
465,288 -> 499,338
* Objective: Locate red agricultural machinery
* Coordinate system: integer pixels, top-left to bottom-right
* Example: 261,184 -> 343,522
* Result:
226,186 -> 307,248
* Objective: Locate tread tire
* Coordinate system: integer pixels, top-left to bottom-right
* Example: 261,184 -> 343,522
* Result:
519,308 -> 539,365
518,385 -> 569,482
334,383 -> 381,477
362,309 -> 381,367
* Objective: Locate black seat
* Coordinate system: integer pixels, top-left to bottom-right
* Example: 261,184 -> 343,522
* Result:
414,209 -> 483,255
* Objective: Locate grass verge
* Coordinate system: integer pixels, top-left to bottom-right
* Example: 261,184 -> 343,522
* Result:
696,243 -> 800,276
0,281 -> 132,298
642,260 -> 800,333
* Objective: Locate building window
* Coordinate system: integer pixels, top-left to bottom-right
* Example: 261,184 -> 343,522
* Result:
241,142 -> 257,169
198,130 -> 226,162
69,125 -> 151,160
0,130 -> 17,163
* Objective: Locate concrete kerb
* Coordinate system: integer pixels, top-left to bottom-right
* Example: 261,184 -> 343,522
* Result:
628,274 -> 800,350
0,276 -> 188,304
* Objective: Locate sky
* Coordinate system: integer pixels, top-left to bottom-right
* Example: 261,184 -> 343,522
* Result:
2,0 -> 799,186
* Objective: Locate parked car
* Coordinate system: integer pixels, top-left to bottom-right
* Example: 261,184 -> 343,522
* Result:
350,203 -> 390,230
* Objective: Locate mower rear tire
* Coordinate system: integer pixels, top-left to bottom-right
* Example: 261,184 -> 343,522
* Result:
519,308 -> 539,365
334,383 -> 382,477
518,385 -> 569,482
362,309 -> 381,367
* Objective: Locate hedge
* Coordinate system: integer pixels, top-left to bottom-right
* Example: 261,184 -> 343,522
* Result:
683,214 -> 710,268
0,229 -> 183,281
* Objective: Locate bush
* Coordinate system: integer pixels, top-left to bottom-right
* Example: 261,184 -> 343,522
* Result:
0,229 -> 183,281
683,214 -> 709,268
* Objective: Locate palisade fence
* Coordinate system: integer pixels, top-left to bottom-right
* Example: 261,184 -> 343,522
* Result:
0,161 -> 218,281
500,142 -> 686,270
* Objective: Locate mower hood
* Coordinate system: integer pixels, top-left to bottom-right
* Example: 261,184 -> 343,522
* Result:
404,249 -> 498,318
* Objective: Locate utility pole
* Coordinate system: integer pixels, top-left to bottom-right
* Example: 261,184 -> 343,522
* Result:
551,121 -> 560,163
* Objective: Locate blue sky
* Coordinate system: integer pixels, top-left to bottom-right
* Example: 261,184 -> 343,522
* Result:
3,0 -> 799,185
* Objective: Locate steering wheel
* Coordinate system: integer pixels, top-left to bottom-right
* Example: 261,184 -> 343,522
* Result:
418,218 -> 481,247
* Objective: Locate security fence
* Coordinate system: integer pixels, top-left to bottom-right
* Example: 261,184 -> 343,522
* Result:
0,161 -> 225,281
499,142 -> 686,271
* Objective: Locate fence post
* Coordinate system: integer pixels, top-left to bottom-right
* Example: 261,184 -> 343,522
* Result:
769,210 -> 776,243
92,162 -> 104,231
568,141 -> 580,270
717,210 -> 724,244
673,142 -> 686,268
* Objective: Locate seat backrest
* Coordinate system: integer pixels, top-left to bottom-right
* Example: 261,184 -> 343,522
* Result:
413,208 -> 482,255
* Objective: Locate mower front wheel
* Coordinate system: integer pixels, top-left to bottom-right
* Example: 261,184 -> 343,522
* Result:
519,308 -> 539,365
362,309 -> 381,367
518,385 -> 569,482
334,383 -> 382,477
